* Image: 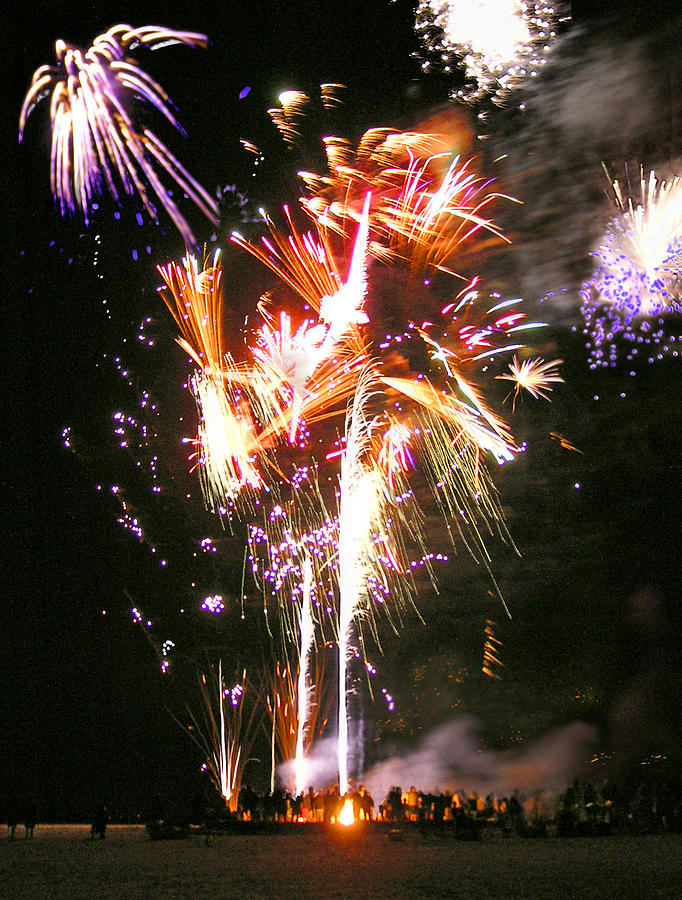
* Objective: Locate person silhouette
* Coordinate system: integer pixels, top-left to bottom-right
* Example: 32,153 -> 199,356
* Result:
91,804 -> 107,839
22,796 -> 37,839
7,795 -> 20,838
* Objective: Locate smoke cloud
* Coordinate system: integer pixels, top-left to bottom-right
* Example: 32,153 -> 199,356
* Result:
492,26 -> 676,318
362,716 -> 598,802
278,715 -> 597,802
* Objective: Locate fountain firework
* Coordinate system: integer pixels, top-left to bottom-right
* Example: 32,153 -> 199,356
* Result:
176,661 -> 260,811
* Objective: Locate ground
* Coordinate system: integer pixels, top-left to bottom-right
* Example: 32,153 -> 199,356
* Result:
1,825 -> 680,898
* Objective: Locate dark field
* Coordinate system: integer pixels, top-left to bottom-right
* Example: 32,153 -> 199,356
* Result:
1,825 -> 680,898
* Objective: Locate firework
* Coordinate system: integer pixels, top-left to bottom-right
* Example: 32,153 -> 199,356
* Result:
19,24 -> 218,245
187,122 -> 553,613
260,647 -> 332,795
157,252 -> 269,514
497,355 -> 564,409
297,127 -> 511,276
177,662 -> 261,810
238,119 -> 564,785
482,619 -> 503,679
154,104 -> 561,790
337,368 -> 386,793
415,1 -> 566,105
263,661 -> 297,793
267,84 -> 346,148
581,166 -> 682,368
294,556 -> 315,795
246,194 -> 372,444
157,251 -> 226,368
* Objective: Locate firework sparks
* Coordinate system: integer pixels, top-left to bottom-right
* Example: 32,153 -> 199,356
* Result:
414,1 -> 567,105
298,127 -> 511,275
497,355 -> 564,409
230,198 -> 373,447
177,662 -> 260,810
19,24 -> 218,245
337,368 -> 386,793
260,649 -> 332,795
482,619 -> 504,679
318,192 -> 371,342
294,556 -> 315,795
252,311 -> 328,443
157,251 -> 225,369
157,252 -> 268,514
581,166 -> 682,368
268,90 -> 310,146
191,370 -> 265,511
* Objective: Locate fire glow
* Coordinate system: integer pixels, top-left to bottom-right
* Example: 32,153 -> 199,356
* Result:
339,797 -> 355,827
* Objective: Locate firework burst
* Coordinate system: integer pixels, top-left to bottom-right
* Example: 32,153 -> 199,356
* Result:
163,116 -> 560,610
497,355 -> 564,409
414,1 -> 567,105
157,251 -> 269,514
19,24 -> 218,245
296,128 -> 511,276
581,166 -> 682,368
153,101 -> 565,788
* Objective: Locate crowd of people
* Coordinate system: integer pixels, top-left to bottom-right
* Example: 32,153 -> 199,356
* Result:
218,776 -> 682,837
5,776 -> 681,838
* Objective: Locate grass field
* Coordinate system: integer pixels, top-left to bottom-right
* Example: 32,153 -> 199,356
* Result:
1,824 -> 680,898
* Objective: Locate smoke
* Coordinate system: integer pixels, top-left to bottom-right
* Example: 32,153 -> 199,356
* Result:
490,25 -> 678,319
362,716 -> 597,802
277,715 -> 597,801
277,735 -> 340,793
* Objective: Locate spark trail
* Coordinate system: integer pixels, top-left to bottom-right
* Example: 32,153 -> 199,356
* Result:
294,556 -> 315,795
19,24 -> 218,246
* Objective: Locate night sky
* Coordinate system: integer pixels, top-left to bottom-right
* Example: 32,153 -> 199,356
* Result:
6,1 -> 681,821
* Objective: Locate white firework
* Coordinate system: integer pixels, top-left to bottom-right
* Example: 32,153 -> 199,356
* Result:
415,1 -> 567,104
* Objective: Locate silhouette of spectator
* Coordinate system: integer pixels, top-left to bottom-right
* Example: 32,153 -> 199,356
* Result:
358,786 -> 374,821
406,786 -> 419,821
91,804 -> 107,839
508,794 -> 524,835
291,792 -> 302,821
7,795 -> 20,839
313,788 -> 325,823
387,786 -> 402,821
22,796 -> 37,839
432,792 -> 447,823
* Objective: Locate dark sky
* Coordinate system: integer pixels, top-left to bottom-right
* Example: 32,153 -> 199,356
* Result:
6,1 -> 682,819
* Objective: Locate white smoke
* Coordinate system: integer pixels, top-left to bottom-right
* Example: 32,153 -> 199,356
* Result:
277,715 -> 597,802
277,736 -> 339,794
362,716 -> 597,802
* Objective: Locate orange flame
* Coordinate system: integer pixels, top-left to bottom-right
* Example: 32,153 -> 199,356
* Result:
339,797 -> 355,827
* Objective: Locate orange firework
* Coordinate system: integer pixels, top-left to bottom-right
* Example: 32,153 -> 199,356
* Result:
497,356 -> 565,409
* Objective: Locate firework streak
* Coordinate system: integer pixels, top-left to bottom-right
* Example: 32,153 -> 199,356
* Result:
19,24 -> 218,245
